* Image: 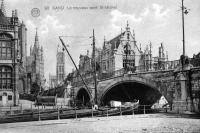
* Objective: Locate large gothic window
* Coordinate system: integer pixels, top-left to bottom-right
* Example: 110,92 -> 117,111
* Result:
0,66 -> 12,90
123,43 -> 135,69
0,41 -> 12,59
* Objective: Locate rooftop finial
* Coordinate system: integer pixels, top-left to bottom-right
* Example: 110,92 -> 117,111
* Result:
1,0 -> 6,16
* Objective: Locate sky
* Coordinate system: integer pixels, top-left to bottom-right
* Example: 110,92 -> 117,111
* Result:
4,0 -> 200,82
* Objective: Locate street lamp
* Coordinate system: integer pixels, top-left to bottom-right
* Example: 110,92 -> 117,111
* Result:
181,0 -> 190,68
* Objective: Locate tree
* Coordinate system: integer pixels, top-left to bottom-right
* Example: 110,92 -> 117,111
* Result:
65,72 -> 73,82
30,82 -> 43,96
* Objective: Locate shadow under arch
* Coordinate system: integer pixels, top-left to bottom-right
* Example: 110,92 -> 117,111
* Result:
76,88 -> 91,106
100,81 -> 162,107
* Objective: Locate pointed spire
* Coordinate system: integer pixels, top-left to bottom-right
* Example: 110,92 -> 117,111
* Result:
161,42 -> 163,50
41,46 -> 43,51
166,51 -> 168,61
1,0 -> 6,16
149,41 -> 152,50
149,41 -> 152,55
103,36 -> 106,48
14,9 -> 17,17
34,28 -> 39,47
160,42 -> 164,57
126,20 -> 130,31
132,29 -> 135,40
35,28 -> 38,41
159,46 -> 161,58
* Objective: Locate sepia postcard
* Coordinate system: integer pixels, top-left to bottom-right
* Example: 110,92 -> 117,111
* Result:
0,0 -> 200,132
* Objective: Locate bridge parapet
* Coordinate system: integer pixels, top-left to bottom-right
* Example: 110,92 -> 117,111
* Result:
71,59 -> 181,87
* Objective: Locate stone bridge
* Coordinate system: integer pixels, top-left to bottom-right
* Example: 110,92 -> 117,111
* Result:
72,68 -> 200,112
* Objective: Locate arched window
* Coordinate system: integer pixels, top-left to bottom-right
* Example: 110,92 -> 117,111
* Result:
0,66 -> 12,90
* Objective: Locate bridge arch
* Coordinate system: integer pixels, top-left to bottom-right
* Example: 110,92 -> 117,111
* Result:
99,76 -> 162,106
76,87 -> 91,106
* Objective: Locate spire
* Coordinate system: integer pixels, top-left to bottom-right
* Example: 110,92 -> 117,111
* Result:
126,21 -> 130,31
0,0 -> 6,16
34,28 -> 39,47
41,46 -> 43,51
166,51 -> 168,61
132,29 -> 135,40
127,20 -> 129,27
35,28 -> 38,41
149,41 -> 152,54
103,36 -> 106,48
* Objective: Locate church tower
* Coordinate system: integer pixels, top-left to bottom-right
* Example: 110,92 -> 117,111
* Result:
30,29 -> 44,87
56,46 -> 65,85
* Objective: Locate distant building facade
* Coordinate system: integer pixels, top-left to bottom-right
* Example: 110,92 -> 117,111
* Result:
69,22 -> 170,83
49,74 -> 57,88
100,23 -> 141,76
48,46 -> 65,88
0,1 -> 28,106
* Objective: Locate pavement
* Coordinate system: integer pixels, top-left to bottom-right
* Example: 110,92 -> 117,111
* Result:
0,113 -> 200,133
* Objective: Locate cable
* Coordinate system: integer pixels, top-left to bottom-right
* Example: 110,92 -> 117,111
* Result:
69,44 -> 91,48
59,35 -> 91,38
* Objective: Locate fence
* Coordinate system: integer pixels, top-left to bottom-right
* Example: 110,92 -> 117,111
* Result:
0,103 -> 173,124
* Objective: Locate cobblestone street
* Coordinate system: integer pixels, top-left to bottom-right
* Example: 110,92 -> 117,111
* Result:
0,114 -> 200,133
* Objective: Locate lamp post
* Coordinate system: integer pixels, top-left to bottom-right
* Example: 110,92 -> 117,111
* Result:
92,29 -> 97,105
181,0 -> 185,57
181,0 -> 189,68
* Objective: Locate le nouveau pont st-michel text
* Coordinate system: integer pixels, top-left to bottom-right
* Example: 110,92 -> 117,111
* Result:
44,5 -> 117,11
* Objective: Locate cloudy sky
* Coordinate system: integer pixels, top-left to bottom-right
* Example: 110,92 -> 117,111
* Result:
4,0 -> 200,81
